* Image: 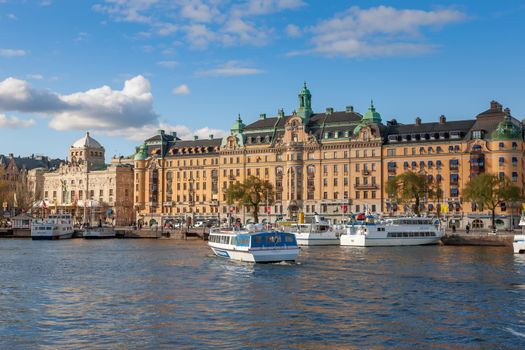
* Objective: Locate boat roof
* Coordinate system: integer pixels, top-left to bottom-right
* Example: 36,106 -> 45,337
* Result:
209,230 -> 290,236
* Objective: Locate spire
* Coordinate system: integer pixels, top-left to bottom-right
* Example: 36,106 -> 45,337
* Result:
231,114 -> 245,134
362,99 -> 382,124
297,82 -> 312,123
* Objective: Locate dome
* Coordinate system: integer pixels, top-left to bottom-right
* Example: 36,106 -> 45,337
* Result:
72,132 -> 103,149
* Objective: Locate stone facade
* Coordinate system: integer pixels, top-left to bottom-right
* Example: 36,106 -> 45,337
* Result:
133,85 -> 525,229
37,133 -> 135,226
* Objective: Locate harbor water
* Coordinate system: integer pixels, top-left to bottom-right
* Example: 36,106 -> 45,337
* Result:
1,239 -> 525,349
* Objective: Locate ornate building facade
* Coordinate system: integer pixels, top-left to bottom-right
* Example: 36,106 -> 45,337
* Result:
33,133 -> 135,226
134,85 -> 525,229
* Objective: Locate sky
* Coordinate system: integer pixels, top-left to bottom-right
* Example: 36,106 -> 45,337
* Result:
0,0 -> 524,160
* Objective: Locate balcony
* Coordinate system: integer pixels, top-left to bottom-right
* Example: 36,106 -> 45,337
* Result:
211,200 -> 218,206
362,169 -> 370,175
355,183 -> 377,190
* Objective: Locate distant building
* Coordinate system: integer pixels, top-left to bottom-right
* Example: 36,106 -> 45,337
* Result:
35,132 -> 135,226
133,84 -> 525,230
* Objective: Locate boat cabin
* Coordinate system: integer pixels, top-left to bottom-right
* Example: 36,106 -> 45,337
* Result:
209,231 -> 297,248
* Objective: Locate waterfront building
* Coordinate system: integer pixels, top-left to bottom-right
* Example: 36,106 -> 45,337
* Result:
133,85 -> 524,229
34,133 -> 135,226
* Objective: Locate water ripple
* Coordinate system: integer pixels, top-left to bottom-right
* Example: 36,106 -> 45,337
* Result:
0,240 -> 524,349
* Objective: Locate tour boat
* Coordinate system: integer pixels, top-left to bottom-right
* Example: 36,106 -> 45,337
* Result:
208,229 -> 300,263
31,214 -> 74,240
340,217 -> 442,247
83,226 -> 116,239
287,223 -> 340,246
513,235 -> 525,254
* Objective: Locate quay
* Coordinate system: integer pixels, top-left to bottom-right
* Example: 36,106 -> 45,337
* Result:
441,229 -> 515,247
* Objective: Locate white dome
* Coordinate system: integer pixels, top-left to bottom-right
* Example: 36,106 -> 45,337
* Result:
72,132 -> 103,149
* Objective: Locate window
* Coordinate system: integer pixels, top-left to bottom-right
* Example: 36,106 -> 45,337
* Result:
323,178 -> 328,187
512,157 -> 518,166
334,178 -> 338,186
387,149 -> 395,156
512,142 -> 518,150
333,165 -> 338,173
355,191 -> 360,199
355,164 -> 360,172
499,157 -> 505,165
371,191 -> 376,199
499,142 -> 505,150
472,130 -> 482,139
404,148 -> 408,156
344,164 -> 349,173
512,172 -> 518,182
323,192 -> 328,199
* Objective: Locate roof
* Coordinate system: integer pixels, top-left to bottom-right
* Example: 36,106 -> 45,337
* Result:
387,120 -> 476,134
72,132 -> 103,149
244,111 -> 362,132
0,154 -> 62,171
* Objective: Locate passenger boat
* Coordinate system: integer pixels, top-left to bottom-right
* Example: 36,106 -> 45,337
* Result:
31,214 -> 74,240
286,223 -> 339,246
83,226 -> 116,239
513,235 -> 525,254
340,217 -> 442,247
208,229 -> 300,263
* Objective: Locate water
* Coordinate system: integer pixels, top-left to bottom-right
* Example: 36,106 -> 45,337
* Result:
1,239 -> 525,349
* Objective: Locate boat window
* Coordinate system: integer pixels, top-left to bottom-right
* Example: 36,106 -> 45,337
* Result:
284,235 -> 294,243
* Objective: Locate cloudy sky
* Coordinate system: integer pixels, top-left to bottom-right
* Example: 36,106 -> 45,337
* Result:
0,0 -> 524,159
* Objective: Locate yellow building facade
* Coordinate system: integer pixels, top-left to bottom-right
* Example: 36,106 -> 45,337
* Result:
134,87 -> 524,229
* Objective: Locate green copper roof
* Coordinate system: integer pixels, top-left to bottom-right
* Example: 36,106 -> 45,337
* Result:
134,144 -> 148,161
491,115 -> 522,140
362,100 -> 382,124
297,82 -> 313,123
231,114 -> 245,134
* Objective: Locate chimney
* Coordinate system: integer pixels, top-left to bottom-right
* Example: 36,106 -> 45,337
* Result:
259,113 -> 266,120
326,107 -> 333,115
504,107 -> 511,116
278,109 -> 285,118
8,153 -> 13,158
194,135 -> 198,140
490,100 -> 502,112
171,131 -> 177,138
209,134 -> 214,140
158,129 -> 165,135
346,105 -> 354,113
439,115 -> 446,124
415,117 -> 421,125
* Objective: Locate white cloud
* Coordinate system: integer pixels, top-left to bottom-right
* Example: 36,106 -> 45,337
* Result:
93,0 -> 304,49
157,60 -> 178,68
285,24 -> 301,38
0,75 -> 158,131
7,13 -> 17,20
295,6 -> 465,58
0,49 -> 27,57
27,74 -> 44,80
0,114 -> 35,129
104,122 -> 227,142
172,84 -> 190,95
197,60 -> 263,77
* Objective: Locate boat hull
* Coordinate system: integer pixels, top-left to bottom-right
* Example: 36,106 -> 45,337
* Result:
514,235 -> 525,254
31,232 -> 74,240
295,237 -> 340,246
210,246 -> 299,263
340,234 -> 441,247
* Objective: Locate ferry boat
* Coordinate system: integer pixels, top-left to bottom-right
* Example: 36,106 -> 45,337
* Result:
208,229 -> 300,263
340,217 -> 442,247
287,223 -> 339,246
83,226 -> 116,239
31,214 -> 74,240
513,235 -> 525,254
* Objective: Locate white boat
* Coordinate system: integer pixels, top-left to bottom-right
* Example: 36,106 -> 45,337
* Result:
514,235 -> 525,254
340,217 -> 442,247
83,226 -> 116,239
287,223 -> 340,246
208,229 -> 300,263
31,214 -> 74,240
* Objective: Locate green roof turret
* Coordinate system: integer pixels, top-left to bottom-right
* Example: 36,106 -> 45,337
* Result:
491,111 -> 521,140
231,114 -> 245,134
362,100 -> 382,124
134,144 -> 148,161
297,82 -> 313,123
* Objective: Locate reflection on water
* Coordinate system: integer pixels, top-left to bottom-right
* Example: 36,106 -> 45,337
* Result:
0,240 -> 524,349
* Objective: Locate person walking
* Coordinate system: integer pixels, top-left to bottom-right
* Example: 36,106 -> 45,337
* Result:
465,223 -> 470,234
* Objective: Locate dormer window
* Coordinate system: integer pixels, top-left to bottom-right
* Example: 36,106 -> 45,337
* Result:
472,130 -> 483,139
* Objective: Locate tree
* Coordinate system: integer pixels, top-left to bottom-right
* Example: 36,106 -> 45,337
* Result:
386,171 -> 436,216
226,176 -> 274,223
463,173 -> 523,230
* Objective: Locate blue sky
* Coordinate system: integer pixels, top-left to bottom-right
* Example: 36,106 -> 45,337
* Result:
0,0 -> 524,159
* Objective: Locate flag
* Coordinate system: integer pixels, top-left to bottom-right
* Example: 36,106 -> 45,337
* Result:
441,204 -> 448,214
522,203 -> 525,213
42,200 -> 47,209
13,193 -> 17,208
